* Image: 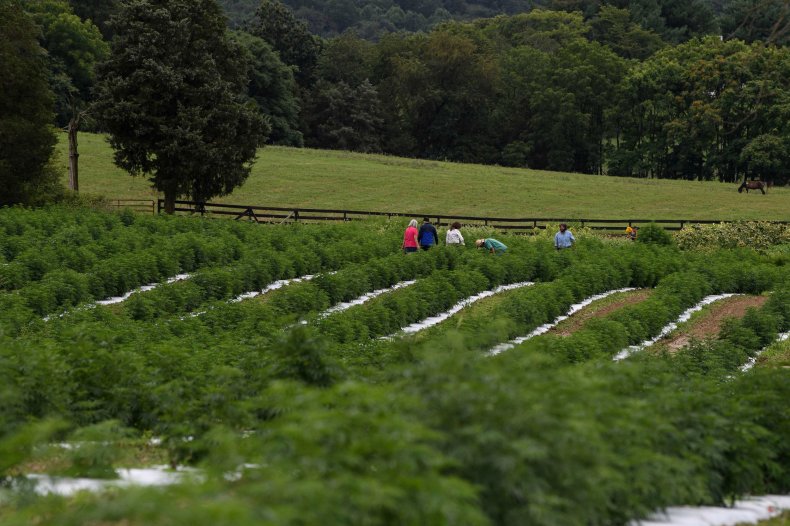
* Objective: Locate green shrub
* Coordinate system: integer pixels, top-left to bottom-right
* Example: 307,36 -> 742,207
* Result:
637,223 -> 674,246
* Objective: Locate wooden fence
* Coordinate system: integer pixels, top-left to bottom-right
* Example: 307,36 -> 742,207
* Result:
107,199 -> 156,214
107,199 -> 788,233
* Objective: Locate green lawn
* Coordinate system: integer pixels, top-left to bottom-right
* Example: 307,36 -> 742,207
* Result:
58,132 -> 790,220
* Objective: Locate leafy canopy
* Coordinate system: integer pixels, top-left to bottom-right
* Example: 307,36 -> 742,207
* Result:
0,0 -> 62,206
93,0 -> 270,209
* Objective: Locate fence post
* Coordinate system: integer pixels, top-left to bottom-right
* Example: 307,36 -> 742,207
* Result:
294,209 -> 300,222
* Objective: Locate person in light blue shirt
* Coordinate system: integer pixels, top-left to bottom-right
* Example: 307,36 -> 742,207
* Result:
476,238 -> 507,254
554,223 -> 575,250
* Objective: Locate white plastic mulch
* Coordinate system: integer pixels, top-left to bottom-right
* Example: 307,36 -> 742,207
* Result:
24,466 -> 196,496
740,331 -> 790,372
613,293 -> 741,361
488,287 -> 637,356
229,275 -> 316,303
384,281 -> 535,338
185,274 -> 328,319
631,494 -> 790,526
42,273 -> 193,321
317,280 -> 417,318
23,469 -> 790,526
96,273 -> 192,306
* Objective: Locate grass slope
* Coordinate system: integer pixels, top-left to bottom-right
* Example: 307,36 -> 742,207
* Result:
58,132 -> 790,220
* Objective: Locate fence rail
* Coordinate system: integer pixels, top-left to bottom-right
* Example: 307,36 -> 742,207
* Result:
107,199 -> 156,214
104,199 -> 788,233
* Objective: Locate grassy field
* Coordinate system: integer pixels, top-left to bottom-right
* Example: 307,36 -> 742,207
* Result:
58,132 -> 790,220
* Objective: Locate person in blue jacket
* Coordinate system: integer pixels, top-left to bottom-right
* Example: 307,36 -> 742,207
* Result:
418,217 -> 439,250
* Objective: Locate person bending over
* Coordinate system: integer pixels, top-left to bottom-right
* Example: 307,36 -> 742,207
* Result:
475,238 -> 507,254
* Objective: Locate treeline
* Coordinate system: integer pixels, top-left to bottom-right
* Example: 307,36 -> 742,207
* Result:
3,0 -> 790,209
218,0 -> 790,44
103,0 -> 790,182
66,0 -> 790,43
258,7 -> 790,183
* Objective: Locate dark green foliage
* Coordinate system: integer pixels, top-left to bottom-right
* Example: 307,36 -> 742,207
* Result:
224,0 -> 721,41
732,368 -> 790,491
637,223 -> 674,246
0,1 -> 62,206
589,5 -> 665,59
376,28 -> 499,162
23,0 -> 108,125
272,326 -> 338,386
204,5 -> 790,180
401,339 -> 788,525
611,37 -> 790,183
719,0 -> 790,45
303,79 -> 384,152
201,3 -> 790,181
69,0 -> 119,39
94,0 -> 270,211
248,0 -> 322,87
233,31 -> 304,146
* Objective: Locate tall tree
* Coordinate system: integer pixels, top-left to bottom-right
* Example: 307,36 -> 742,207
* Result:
0,0 -> 62,206
94,0 -> 270,213
485,11 -> 626,173
606,0 -> 719,42
68,0 -> 119,39
233,31 -> 303,146
589,5 -> 664,59
315,31 -> 376,87
24,0 -> 108,192
720,0 -> 790,45
376,29 -> 499,161
303,79 -> 384,152
249,0 -> 322,88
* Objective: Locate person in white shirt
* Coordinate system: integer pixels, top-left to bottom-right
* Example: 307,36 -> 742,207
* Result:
445,222 -> 464,246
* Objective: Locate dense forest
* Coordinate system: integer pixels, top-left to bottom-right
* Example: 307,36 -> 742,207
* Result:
219,0 -> 783,42
2,0 -> 789,207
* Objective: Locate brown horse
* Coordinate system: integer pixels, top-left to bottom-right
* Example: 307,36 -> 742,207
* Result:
738,180 -> 766,194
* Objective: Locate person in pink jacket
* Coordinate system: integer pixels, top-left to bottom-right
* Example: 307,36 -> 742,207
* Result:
402,219 -> 419,253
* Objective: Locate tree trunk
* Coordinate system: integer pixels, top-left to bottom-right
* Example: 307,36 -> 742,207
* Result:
164,187 -> 176,214
67,116 -> 79,192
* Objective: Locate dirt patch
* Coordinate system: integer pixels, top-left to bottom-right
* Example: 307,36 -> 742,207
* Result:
552,289 -> 653,337
658,295 -> 769,353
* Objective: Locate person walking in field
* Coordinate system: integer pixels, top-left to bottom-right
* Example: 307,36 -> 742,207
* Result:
418,217 -> 439,250
445,222 -> 464,246
625,225 -> 638,241
402,219 -> 419,253
476,238 -> 507,254
554,223 -> 575,250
